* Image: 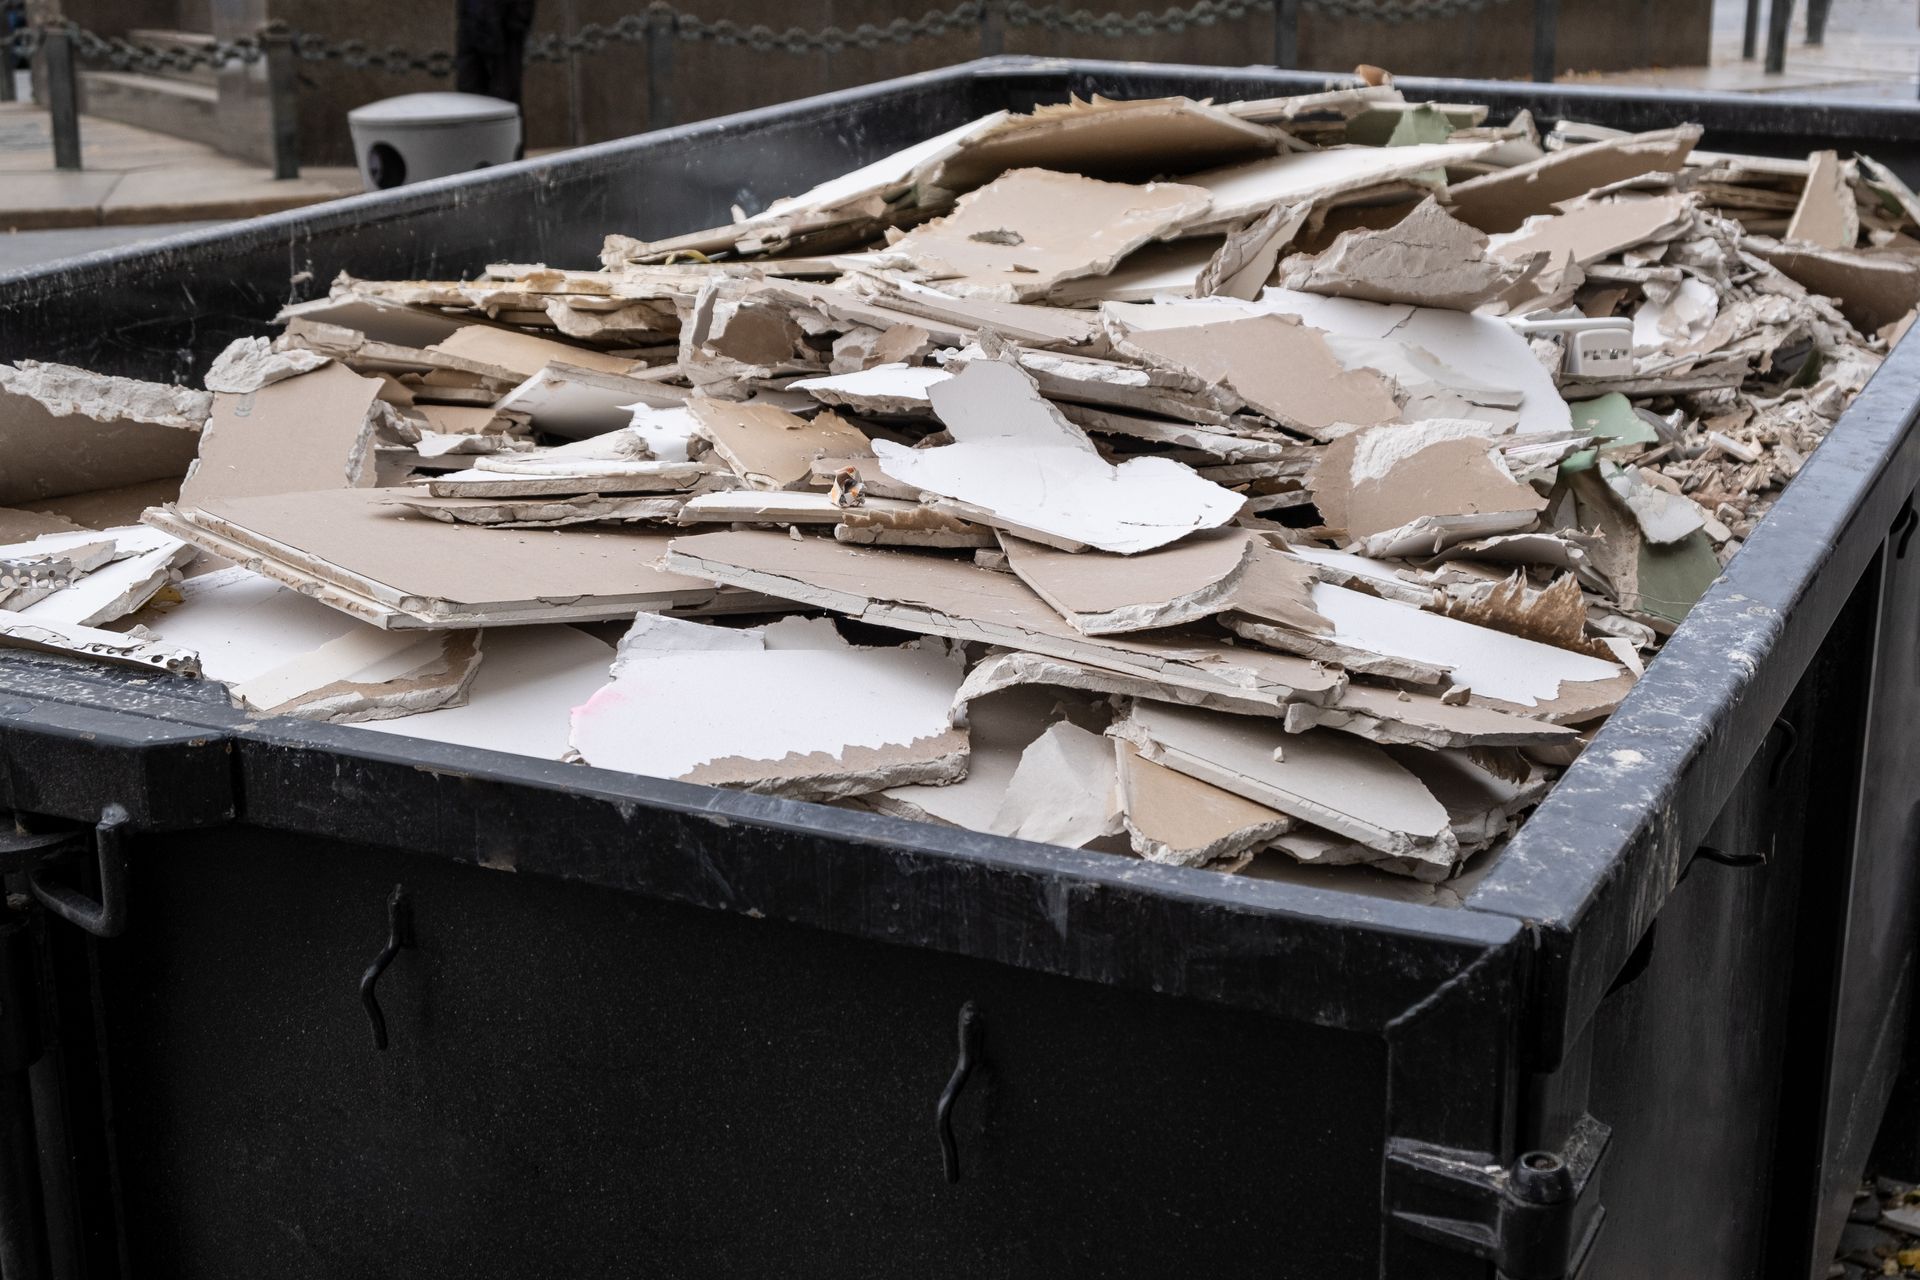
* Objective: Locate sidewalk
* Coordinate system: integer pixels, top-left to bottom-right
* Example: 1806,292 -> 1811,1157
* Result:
0,99 -> 359,233
1565,0 -> 1920,101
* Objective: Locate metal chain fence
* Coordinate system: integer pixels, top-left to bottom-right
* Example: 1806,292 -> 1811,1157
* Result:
4,0 -> 1516,74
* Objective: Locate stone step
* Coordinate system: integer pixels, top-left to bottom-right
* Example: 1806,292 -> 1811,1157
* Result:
78,70 -> 222,153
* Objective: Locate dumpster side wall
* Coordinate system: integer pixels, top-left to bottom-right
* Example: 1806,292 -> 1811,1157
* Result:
90,827 -> 1388,1280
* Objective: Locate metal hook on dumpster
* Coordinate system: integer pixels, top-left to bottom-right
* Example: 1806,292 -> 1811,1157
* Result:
1892,494 -> 1917,560
936,1001 -> 984,1183
1766,716 -> 1799,787
360,885 -> 412,1051
26,805 -> 131,938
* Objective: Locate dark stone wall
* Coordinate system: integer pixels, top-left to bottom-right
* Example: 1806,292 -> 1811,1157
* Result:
49,0 -> 1717,166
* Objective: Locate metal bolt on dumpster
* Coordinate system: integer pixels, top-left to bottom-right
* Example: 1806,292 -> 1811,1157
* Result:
0,59 -> 1917,1280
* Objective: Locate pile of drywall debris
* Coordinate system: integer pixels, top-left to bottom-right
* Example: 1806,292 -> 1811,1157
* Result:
1,86 -> 1911,887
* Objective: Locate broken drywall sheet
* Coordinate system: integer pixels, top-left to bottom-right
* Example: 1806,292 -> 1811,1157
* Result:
1306,581 -> 1627,718
871,357 -> 1244,554
664,530 -> 1346,711
139,564 -> 367,682
229,626 -> 482,721
181,363 -> 383,505
1110,314 -> 1401,441
0,361 -> 210,505
421,467 -> 708,499
1488,194 -> 1693,271
999,528 -> 1254,635
1389,745 -> 1550,849
1222,539 -> 1334,636
1179,140 -> 1499,229
1279,198 -> 1537,310
203,337 -> 331,394
686,400 -> 872,491
148,488 -> 728,628
1109,699 -> 1458,869
1282,682 -> 1579,749
356,625 -> 614,760
1049,237 -> 1222,306
608,609 -> 770,677
0,609 -> 200,675
870,686 -> 1067,831
570,621 -> 968,799
1786,150 -> 1858,252
496,362 -> 687,439
861,279 -> 1107,352
1309,422 -> 1548,553
428,325 -> 641,379
1445,125 -> 1702,234
789,364 -> 951,415
1258,288 -> 1572,435
278,292 -> 473,348
989,720 -> 1123,848
1632,276 -> 1719,355
922,94 -> 1283,192
1747,238 -> 1920,336
872,169 -> 1211,302
679,491 -> 916,525
390,493 -> 686,528
1197,203 -> 1308,301
951,648 -> 1278,719
414,431 -> 535,459
1601,462 -> 1709,544
14,528 -> 194,628
1115,740 -> 1291,867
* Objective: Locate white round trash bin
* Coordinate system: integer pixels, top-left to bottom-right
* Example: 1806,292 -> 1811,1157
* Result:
347,92 -> 522,191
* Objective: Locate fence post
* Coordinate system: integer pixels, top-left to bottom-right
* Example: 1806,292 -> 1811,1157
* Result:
1272,0 -> 1299,69
264,21 -> 299,180
645,5 -> 673,131
979,0 -> 1005,57
1804,0 -> 1830,45
43,27 -> 80,171
1764,0 -> 1794,73
0,32 -> 15,103
1531,0 -> 1558,82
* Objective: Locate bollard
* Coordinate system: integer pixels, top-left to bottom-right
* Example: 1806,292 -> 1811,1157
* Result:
42,27 -> 79,172
1804,0 -> 1830,45
0,31 -> 15,104
1764,0 -> 1795,73
1742,0 -> 1760,59
979,0 -> 1005,57
1532,0 -> 1558,83
1272,0 -> 1299,69
645,4 -> 673,132
264,21 -> 300,180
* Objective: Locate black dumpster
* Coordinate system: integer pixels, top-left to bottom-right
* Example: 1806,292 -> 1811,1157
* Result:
0,58 -> 1917,1280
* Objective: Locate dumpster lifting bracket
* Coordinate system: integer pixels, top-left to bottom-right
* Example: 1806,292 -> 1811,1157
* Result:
1,806 -> 135,939
1384,1112 -> 1610,1280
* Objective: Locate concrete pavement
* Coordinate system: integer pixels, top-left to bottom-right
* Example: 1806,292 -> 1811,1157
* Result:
0,100 -> 359,233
